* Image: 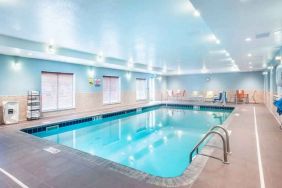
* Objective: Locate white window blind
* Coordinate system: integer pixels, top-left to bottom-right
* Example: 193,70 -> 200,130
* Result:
41,72 -> 58,111
42,72 -> 75,111
103,76 -> 120,104
136,78 -> 147,100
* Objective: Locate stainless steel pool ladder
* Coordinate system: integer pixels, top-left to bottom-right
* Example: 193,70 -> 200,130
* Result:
210,126 -> 231,154
189,126 -> 231,164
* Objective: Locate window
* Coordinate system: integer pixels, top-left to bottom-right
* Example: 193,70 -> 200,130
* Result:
42,72 -> 75,111
136,78 -> 147,100
103,76 -> 120,104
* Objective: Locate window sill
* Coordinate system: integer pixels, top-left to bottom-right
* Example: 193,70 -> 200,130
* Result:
136,99 -> 148,102
103,102 -> 121,105
42,107 -> 76,113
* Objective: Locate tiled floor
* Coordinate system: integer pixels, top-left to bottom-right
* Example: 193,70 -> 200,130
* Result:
0,103 -> 281,188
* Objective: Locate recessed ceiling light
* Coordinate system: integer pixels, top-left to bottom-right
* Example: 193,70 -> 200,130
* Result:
245,37 -> 252,42
207,34 -> 220,44
193,10 -> 200,17
249,66 -> 253,69
247,53 -> 252,57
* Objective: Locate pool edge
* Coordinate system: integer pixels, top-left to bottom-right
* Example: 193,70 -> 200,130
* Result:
18,102 -> 236,187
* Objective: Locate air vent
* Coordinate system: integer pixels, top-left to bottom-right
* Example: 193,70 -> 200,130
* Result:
256,32 -> 270,39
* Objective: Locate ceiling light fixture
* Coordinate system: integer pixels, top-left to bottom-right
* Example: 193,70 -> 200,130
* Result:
128,58 -> 134,68
247,53 -> 252,57
193,10 -> 200,17
208,34 -> 220,44
96,52 -> 104,63
47,44 -> 55,54
12,57 -> 21,70
201,66 -> 208,73
245,37 -> 252,42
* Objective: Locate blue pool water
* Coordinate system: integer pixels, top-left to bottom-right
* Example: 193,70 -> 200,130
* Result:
34,106 -> 232,177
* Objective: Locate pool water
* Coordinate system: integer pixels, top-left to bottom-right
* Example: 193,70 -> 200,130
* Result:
34,106 -> 232,177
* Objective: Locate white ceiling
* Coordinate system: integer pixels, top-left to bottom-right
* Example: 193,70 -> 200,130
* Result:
191,0 -> 282,71
0,0 -> 281,75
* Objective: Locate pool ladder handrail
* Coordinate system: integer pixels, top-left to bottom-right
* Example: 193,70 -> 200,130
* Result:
189,126 -> 231,164
210,126 -> 231,154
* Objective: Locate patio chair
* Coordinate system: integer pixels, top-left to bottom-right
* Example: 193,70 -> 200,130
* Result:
205,91 -> 214,102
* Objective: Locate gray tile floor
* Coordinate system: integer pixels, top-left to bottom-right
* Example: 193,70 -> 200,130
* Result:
0,104 -> 281,188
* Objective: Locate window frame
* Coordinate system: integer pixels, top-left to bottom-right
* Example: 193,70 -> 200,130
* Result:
136,78 -> 148,101
103,76 -> 121,105
41,71 -> 75,112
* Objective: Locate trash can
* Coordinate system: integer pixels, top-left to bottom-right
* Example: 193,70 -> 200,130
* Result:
2,101 -> 19,124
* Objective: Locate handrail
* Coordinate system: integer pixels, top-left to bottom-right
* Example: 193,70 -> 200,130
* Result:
210,126 -> 231,154
189,131 -> 229,164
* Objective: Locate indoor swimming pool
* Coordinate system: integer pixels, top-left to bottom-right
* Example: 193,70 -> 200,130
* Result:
30,105 -> 233,177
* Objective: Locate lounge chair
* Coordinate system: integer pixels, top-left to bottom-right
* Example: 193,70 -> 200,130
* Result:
213,91 -> 227,105
236,90 -> 249,104
173,89 -> 186,101
190,91 -> 204,102
205,91 -> 214,102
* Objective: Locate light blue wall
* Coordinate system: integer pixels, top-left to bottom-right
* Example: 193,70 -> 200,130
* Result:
0,54 -> 166,96
167,71 -> 264,91
0,53 -> 265,96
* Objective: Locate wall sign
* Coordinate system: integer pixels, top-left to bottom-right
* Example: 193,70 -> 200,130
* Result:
94,78 -> 101,87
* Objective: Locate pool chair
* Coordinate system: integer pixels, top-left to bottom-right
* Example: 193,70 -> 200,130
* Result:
205,91 -> 214,102
236,90 -> 249,104
190,91 -> 204,102
178,90 -> 186,100
213,91 -> 227,105
173,89 -> 186,101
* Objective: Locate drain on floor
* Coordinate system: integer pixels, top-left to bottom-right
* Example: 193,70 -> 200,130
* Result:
43,147 -> 61,154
